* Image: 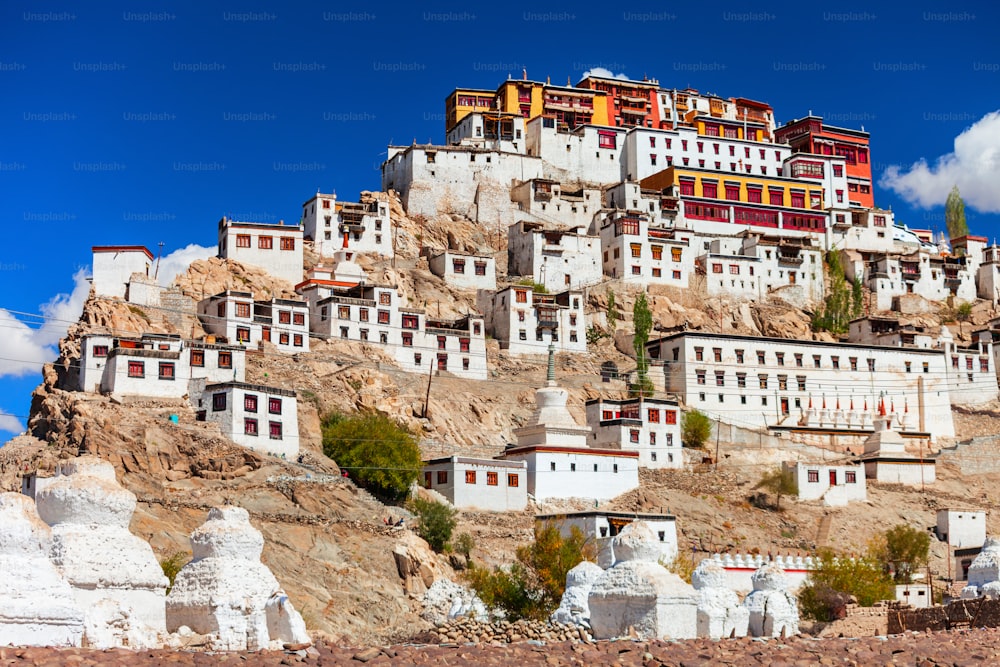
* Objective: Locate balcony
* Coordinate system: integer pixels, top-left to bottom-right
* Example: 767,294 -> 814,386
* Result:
339,223 -> 365,234
326,295 -> 376,308
536,319 -> 559,329
425,326 -> 463,337
778,254 -> 804,265
534,191 -> 552,202
253,315 -> 272,324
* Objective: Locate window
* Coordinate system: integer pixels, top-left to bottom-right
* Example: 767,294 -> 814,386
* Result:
459,338 -> 470,353
696,370 -> 706,385
474,262 -> 487,276
357,308 -> 368,322
702,182 -> 718,199
258,236 -> 273,249
217,302 -> 226,318
340,327 -> 348,339
242,394 -> 258,413
808,470 -> 819,483
630,243 -> 642,258
650,432 -> 657,446
236,234 -> 251,248
715,371 -> 725,386
218,351 -> 232,368
651,245 -> 663,261
730,264 -> 739,275
437,471 -> 448,484
725,185 -> 740,201
758,374 -> 768,389
402,333 -> 413,347
244,418 -> 258,436
453,259 -> 466,274
647,408 -> 660,423
814,355 -> 822,369
712,263 -> 723,274
967,356 -> 974,370
280,237 -> 296,251
212,392 -> 226,411
235,302 -> 251,319
236,327 -> 250,343
747,187 -> 762,204
190,349 -> 204,367
778,375 -> 788,390
279,333 -> 289,345
796,376 -> 806,391
437,354 -> 448,370
695,347 -> 704,361
757,351 -> 765,364
128,360 -> 144,378
159,362 -> 175,379
735,349 -> 744,364
269,421 -> 282,440
292,312 -> 305,326
833,165 -> 843,177
776,352 -> 784,366
598,133 -> 616,149
436,336 -> 447,350
665,410 -> 677,425
737,373 -> 746,388
845,471 -> 857,484
679,179 -> 695,196
867,358 -> 875,372
92,344 -> 109,358
515,290 -> 528,303
924,362 -> 930,373
630,429 -> 639,443
465,470 -> 476,484
905,361 -> 912,373
768,188 -> 784,206
508,473 -> 519,487
487,472 -> 498,486
831,356 -> 840,370
982,358 -> 990,372
414,353 -> 422,365
293,334 -> 303,347
268,397 -> 282,414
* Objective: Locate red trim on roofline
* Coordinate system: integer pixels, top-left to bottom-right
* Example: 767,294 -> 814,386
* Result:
92,245 -> 154,260
502,445 -> 640,458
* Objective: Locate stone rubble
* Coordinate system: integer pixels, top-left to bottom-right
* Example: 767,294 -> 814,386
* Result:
165,506 -> 311,651
421,617 -> 592,645
420,579 -> 488,625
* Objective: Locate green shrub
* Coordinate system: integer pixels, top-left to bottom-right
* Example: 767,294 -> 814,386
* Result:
798,548 -> 894,620
454,532 -> 475,560
159,551 -> 190,594
411,497 -> 458,553
465,523 -> 595,621
681,409 -> 712,450
754,466 -> 799,510
321,411 -> 421,502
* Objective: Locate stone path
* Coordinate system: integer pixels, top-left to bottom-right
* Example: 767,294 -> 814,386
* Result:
3,628 -> 1000,666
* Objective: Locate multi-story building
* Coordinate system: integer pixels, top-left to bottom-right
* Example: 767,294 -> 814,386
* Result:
91,245 -> 154,299
640,166 -> 829,239
576,75 -> 662,129
975,241 -> 1000,303
509,178 -> 602,230
197,290 -> 310,354
445,87 -> 498,132
775,116 -> 874,208
696,232 -> 824,305
301,192 -> 392,258
598,207 -> 692,287
427,250 -> 497,291
77,333 -> 247,398
584,397 -> 682,469
446,111 -> 526,154
477,286 -> 586,356
523,116 -> 626,185
217,217 -> 304,285
854,247 -> 977,311
496,78 -> 610,130
195,382 -> 299,459
420,456 -> 527,511
507,220 -> 602,292
829,207 -> 897,254
300,275 -> 488,380
646,331 -> 957,441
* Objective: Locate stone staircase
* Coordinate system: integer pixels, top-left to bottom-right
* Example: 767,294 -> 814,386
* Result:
816,513 -> 833,547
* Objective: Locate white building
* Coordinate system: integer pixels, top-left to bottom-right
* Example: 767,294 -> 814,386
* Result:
301,191 -> 392,258
784,462 -> 867,507
976,241 -> 1000,303
895,584 -> 932,608
598,209 -> 692,288
381,143 -> 543,227
507,220 -> 602,292
509,178 -> 602,231
536,510 -> 678,568
91,245 -> 154,299
584,397 -> 683,469
524,116 -> 625,185
446,111 -> 526,155
301,277 -> 488,381
197,291 -> 310,354
77,333 -> 247,398
856,248 -> 977,311
217,217 -> 304,285
647,331 -> 956,441
428,250 -> 497,291
936,509 -> 987,550
421,457 -> 527,511
829,208 -> 898,254
477,286 -> 586,356
194,382 -> 299,459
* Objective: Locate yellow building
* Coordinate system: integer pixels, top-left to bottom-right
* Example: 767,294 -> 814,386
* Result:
445,88 -> 498,132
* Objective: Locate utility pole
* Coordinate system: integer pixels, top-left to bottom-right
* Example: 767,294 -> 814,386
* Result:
153,241 -> 165,281
714,415 -> 721,471
422,356 -> 435,419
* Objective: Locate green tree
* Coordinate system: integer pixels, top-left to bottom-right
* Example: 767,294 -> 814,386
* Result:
465,523 -> 595,620
630,292 -> 655,397
321,412 -> 422,502
852,276 -> 864,317
799,549 -> 894,621
411,497 -> 458,553
606,289 -> 619,330
159,551 -> 190,595
454,532 -> 475,560
875,524 -> 931,584
681,409 -> 713,450
812,249 -> 862,335
754,466 -> 799,510
945,185 -> 969,240
956,301 -> 973,337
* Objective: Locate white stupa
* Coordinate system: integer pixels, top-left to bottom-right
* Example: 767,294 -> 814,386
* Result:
551,560 -> 604,628
588,522 -> 698,640
34,456 -> 168,649
743,562 -> 799,637
0,492 -> 84,647
860,395 -> 936,487
961,537 -> 1000,599
692,558 -> 749,639
512,344 -> 592,448
165,506 -> 310,651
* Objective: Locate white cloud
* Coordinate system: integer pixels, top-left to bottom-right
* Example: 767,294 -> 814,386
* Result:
582,67 -> 630,81
155,244 -> 215,286
0,269 -> 90,379
880,110 -> 1000,212
0,411 -> 25,436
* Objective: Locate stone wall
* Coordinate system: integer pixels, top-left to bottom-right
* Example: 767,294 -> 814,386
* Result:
887,598 -> 1000,634
937,435 -> 1000,475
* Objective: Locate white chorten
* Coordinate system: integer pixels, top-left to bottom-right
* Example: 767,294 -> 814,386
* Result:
512,345 -> 592,448
588,522 -> 698,640
743,562 -> 799,637
0,492 -> 85,647
551,560 -> 604,628
166,506 -> 310,651
692,558 -> 749,639
330,232 -> 367,284
34,456 -> 168,649
961,537 -> 1000,599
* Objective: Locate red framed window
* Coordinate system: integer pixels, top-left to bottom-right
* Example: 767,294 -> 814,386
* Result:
768,189 -> 784,206
236,234 -> 251,248
702,182 -> 718,199
280,237 -> 295,251
268,397 -> 282,414
218,351 -> 232,368
244,418 -> 258,436
269,421 -> 282,440
128,361 -> 144,378
508,474 -> 519,487
93,345 -> 109,357
487,472 -> 498,486
293,312 -> 305,326
465,470 -> 476,484
665,410 -> 677,425
258,236 -> 273,249
158,362 -> 175,379
190,349 -> 204,367
245,394 -> 258,412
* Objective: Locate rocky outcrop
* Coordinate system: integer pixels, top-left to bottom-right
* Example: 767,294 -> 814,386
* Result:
34,457 -> 168,649
0,493 -> 84,647
392,531 -> 449,597
166,506 -> 310,651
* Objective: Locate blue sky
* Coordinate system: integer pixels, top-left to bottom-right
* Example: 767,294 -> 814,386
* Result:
2,1 -> 999,437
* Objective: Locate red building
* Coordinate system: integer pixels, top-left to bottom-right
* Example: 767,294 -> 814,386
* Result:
775,116 -> 874,208
576,75 -> 662,129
